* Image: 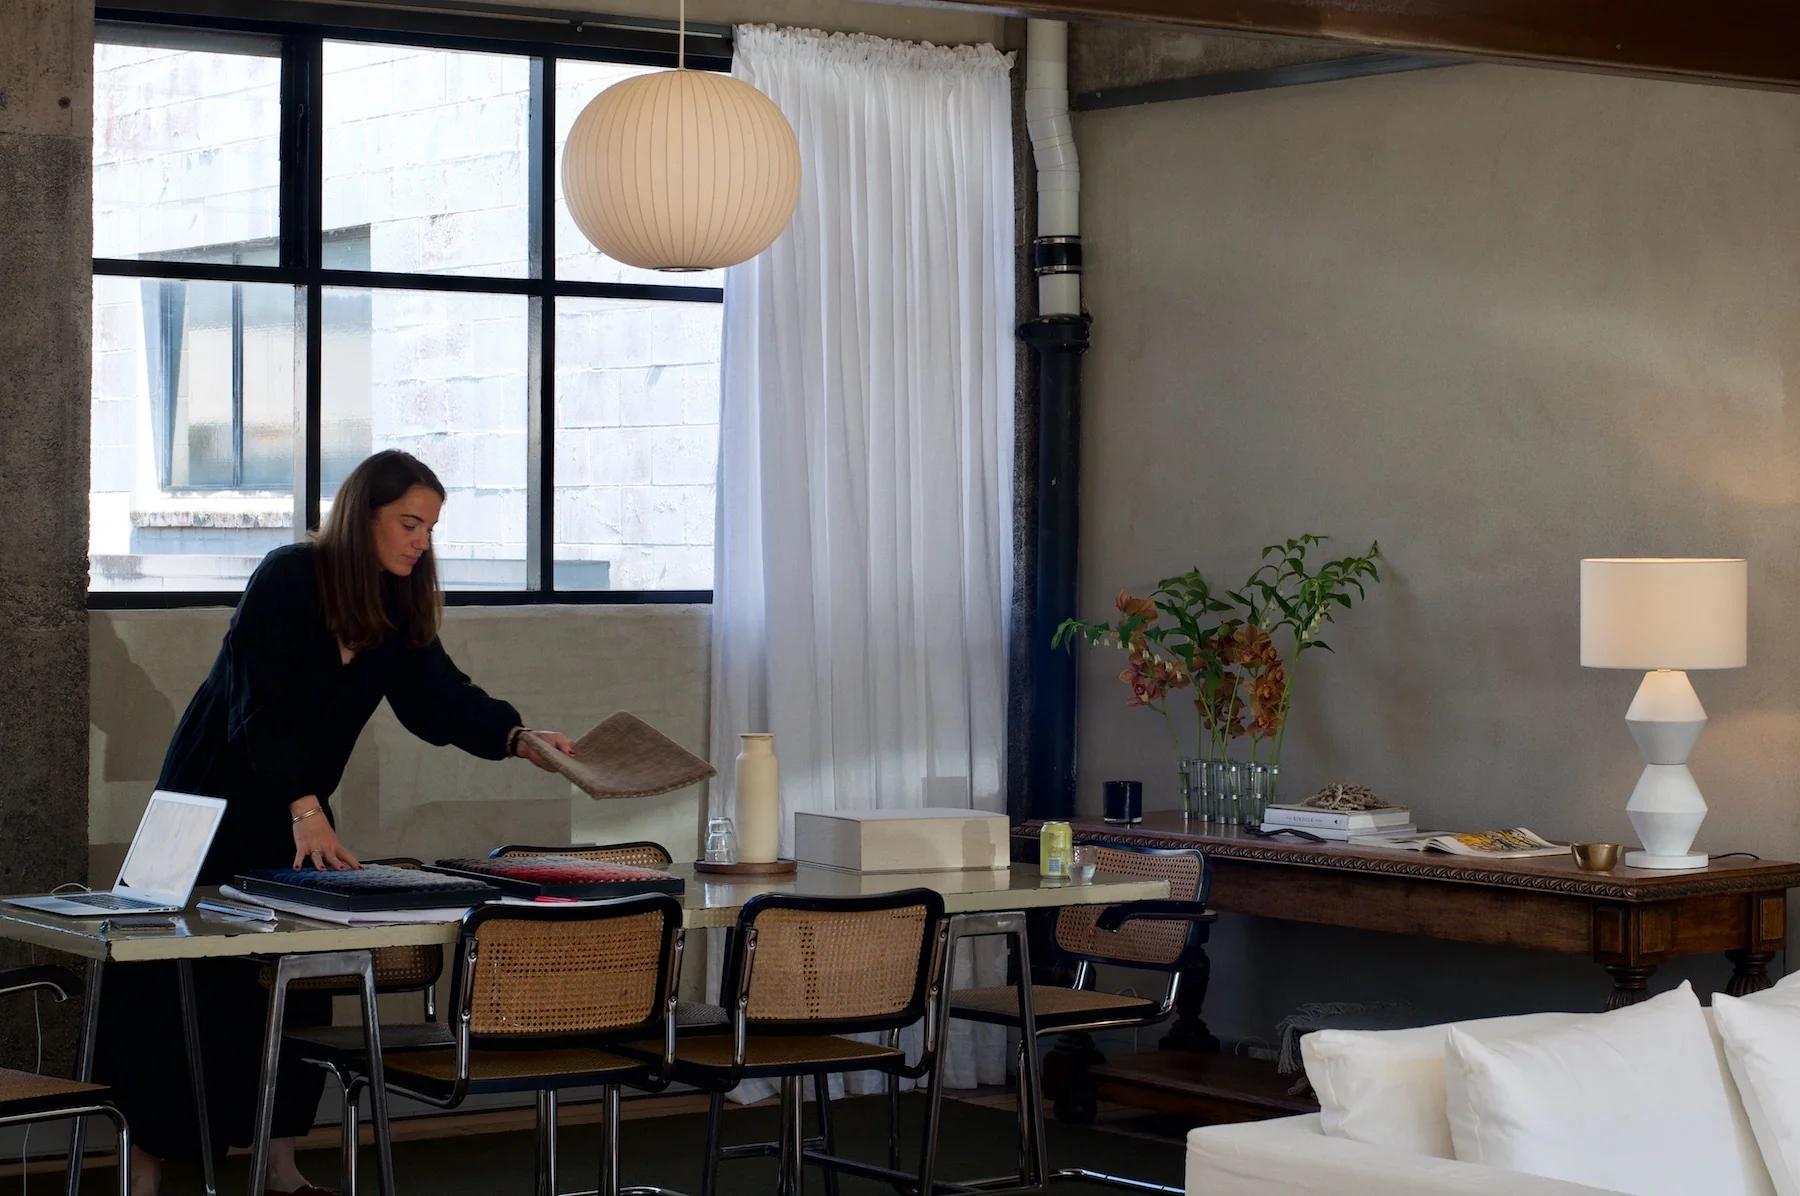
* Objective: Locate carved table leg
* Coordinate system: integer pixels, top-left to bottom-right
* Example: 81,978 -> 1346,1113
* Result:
1726,949 -> 1775,997
1159,946 -> 1219,1052
1604,964 -> 1657,1010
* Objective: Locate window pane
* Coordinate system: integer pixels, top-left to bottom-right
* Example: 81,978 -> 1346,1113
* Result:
554,298 -> 722,590
324,42 -> 532,277
94,26 -> 283,261
91,275 -> 299,592
554,60 -> 725,288
323,289 -> 529,590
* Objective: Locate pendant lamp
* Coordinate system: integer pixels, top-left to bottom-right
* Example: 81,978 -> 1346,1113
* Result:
562,4 -> 801,272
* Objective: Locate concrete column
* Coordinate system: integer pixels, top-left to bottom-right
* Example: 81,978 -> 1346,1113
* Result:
0,0 -> 93,1064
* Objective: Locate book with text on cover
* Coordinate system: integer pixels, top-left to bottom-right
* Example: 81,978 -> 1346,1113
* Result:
1348,827 -> 1565,858
1263,803 -> 1412,831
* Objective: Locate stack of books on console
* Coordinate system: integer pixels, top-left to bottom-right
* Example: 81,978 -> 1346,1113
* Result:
1260,802 -> 1415,841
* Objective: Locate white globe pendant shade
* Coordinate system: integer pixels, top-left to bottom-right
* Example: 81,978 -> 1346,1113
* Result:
562,69 -> 801,272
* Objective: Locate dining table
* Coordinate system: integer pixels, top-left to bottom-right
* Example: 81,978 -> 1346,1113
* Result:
0,861 -> 1168,1196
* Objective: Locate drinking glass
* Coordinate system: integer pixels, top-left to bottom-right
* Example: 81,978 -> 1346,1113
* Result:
1070,844 -> 1099,884
704,817 -> 738,865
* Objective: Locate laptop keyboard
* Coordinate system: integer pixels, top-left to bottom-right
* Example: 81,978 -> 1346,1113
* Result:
73,893 -> 163,911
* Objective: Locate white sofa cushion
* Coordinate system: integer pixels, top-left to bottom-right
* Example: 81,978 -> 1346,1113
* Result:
1186,1114 -> 1630,1195
1714,978 -> 1800,1196
1443,983 -> 1771,1196
1302,1010 -> 1585,1157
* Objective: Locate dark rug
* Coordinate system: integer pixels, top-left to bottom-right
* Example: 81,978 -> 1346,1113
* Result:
83,1094 -> 1186,1194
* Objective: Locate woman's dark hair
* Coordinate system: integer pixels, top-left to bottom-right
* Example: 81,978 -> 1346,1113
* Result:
312,450 -> 446,650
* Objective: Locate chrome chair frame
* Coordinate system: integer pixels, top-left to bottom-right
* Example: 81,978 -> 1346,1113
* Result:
948,845 -> 1216,1195
1,965 -> 132,1196
300,895 -> 687,1196
659,890 -> 952,1196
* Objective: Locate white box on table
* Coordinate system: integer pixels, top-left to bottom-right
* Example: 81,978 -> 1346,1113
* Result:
792,808 -> 1011,872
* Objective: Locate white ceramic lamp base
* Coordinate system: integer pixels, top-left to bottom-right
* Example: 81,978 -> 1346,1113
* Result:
1621,670 -> 1710,870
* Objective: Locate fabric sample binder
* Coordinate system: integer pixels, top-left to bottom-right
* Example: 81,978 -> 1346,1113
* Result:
235,864 -> 502,911
430,855 -> 686,899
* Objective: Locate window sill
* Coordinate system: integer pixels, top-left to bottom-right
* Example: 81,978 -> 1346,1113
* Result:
130,496 -> 294,531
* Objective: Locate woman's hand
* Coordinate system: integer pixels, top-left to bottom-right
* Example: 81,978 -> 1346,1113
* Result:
516,729 -> 577,773
289,800 -> 362,871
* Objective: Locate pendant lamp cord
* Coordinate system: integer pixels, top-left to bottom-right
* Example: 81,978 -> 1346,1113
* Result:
677,0 -> 686,70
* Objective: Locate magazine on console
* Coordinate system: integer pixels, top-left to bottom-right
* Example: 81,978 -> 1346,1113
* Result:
1348,826 -> 1565,858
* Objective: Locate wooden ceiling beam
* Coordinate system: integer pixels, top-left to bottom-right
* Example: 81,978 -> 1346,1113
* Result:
939,0 -> 1800,92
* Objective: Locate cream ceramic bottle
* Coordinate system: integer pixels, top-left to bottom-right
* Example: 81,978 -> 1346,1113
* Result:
735,733 -> 780,863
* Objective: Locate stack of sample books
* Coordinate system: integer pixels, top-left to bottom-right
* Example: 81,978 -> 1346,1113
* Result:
1260,802 -> 1415,841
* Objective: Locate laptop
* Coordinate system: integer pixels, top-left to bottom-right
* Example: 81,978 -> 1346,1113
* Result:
7,790 -> 227,918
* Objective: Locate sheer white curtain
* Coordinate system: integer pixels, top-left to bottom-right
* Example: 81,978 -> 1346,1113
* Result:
709,24 -> 1016,1096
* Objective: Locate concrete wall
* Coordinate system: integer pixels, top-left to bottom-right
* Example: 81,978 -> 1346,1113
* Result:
1074,62 -> 1800,1040
0,0 -> 93,1065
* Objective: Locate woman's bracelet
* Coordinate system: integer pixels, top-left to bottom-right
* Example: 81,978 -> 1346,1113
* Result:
291,805 -> 324,825
507,726 -> 531,757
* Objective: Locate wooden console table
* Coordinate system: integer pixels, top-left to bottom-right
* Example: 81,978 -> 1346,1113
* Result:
1017,815 -> 1800,1125
1019,814 -> 1800,1013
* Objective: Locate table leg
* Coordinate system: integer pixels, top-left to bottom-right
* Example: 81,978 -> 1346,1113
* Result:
1726,949 -> 1776,997
177,959 -> 219,1196
249,958 -> 292,1196
355,955 -> 397,1196
1158,948 -> 1218,1053
64,958 -> 104,1196
1604,963 -> 1657,1010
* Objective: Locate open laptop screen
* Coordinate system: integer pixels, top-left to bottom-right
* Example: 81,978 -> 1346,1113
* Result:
116,790 -> 227,904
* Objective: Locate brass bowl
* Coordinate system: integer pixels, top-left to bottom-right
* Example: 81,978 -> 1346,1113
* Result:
1571,842 -> 1622,872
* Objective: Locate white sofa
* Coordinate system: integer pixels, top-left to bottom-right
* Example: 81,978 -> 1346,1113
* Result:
1183,977 -> 1800,1196
1187,1114 -> 1627,1195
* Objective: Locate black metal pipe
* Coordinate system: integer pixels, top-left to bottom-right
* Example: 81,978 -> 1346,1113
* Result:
1018,312 -> 1090,821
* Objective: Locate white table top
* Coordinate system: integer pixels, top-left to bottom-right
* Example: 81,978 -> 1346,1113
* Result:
0,864 -> 1167,962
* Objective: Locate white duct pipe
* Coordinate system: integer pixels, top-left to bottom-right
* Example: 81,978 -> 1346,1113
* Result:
1024,19 -> 1080,317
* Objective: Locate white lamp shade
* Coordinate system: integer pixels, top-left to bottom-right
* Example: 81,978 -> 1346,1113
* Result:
1580,558 -> 1747,670
562,69 -> 801,272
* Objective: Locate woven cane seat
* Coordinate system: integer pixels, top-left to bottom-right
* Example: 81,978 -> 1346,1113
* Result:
637,1033 -> 903,1079
949,985 -> 1156,1031
675,1001 -> 729,1030
0,1069 -> 110,1118
288,1023 -> 457,1064
386,1046 -> 644,1089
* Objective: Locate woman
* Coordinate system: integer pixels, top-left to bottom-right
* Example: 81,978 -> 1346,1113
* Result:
98,450 -> 577,1196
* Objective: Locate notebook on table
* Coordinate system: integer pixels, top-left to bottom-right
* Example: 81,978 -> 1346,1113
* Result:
430,855 -> 686,899
234,864 -> 502,912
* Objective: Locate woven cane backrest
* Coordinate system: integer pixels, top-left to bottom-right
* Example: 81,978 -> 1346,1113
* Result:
1054,848 -> 1204,969
741,901 -> 933,1028
494,842 -> 674,868
466,906 -> 672,1039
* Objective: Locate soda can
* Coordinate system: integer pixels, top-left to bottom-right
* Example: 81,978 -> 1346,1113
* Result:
1040,820 -> 1073,879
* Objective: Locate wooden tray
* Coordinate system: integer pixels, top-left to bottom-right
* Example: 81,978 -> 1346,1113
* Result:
694,858 -> 798,877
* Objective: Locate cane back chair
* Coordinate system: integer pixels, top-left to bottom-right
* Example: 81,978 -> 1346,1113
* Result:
292,893 -> 685,1196
638,889 -> 951,1196
949,845 -> 1213,1194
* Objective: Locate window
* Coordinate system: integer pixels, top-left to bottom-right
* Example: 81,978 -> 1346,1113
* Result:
91,10 -> 729,600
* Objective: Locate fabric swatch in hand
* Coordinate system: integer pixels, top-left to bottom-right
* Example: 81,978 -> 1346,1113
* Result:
520,712 -> 715,800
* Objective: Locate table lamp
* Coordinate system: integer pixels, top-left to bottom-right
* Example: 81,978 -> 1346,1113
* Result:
1580,558 -> 1747,869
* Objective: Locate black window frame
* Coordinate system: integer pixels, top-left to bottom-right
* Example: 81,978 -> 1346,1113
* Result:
90,0 -> 733,609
